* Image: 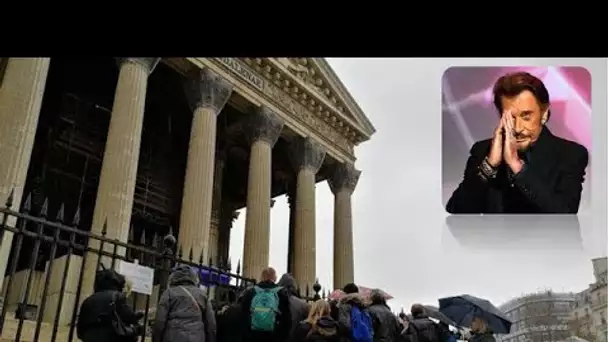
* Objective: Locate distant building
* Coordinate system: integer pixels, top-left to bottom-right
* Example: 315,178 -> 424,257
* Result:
569,257 -> 607,342
497,291 -> 575,342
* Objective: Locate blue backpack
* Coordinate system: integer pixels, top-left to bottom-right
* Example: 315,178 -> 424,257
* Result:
350,306 -> 373,342
250,286 -> 282,331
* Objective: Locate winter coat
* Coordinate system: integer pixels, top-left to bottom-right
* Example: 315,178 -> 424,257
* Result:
77,269 -> 143,342
368,303 -> 402,342
336,293 -> 369,342
277,273 -> 311,337
293,316 -> 341,342
152,265 -> 216,342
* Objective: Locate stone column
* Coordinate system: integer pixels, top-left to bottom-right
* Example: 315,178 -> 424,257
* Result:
286,185 -> 296,275
328,162 -> 361,290
0,58 -> 50,291
290,137 -> 325,289
218,206 -> 238,267
242,106 -> 284,280
208,148 -> 227,265
178,68 -> 233,263
82,57 -> 159,296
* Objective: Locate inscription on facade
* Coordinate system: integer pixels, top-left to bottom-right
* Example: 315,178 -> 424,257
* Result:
215,57 -> 353,155
217,57 -> 264,92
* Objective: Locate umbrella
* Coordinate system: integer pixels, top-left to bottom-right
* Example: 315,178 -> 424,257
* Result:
424,305 -> 458,327
438,294 -> 512,334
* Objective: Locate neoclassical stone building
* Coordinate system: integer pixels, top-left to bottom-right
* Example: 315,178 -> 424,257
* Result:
0,57 -> 375,299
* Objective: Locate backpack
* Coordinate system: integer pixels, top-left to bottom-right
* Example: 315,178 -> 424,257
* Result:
350,306 -> 373,342
250,285 -> 282,331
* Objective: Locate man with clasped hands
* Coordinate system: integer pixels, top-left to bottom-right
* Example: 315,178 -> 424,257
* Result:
446,71 -> 589,214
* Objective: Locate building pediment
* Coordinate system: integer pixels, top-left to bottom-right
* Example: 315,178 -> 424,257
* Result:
268,58 -> 376,142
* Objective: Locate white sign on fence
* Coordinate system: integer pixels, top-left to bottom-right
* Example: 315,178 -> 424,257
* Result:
118,260 -> 154,295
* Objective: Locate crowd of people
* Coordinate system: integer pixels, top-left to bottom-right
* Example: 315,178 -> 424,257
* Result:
76,265 -> 497,342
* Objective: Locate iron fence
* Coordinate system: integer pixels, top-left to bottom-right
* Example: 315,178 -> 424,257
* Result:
0,189 -> 257,342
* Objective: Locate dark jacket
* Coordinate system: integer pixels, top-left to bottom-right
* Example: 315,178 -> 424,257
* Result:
368,303 -> 402,342
404,314 -> 440,342
470,332 -> 496,342
278,273 -> 311,337
216,302 -> 243,342
294,316 -> 341,342
239,280 -> 292,342
77,269 -> 142,342
152,265 -> 216,342
336,293 -> 368,341
446,127 -> 588,214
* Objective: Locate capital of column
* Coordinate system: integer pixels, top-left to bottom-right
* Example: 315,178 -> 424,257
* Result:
290,137 -> 326,174
184,68 -> 233,113
246,106 -> 284,147
116,57 -> 160,74
328,162 -> 361,195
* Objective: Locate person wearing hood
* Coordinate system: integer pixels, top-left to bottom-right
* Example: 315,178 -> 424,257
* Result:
468,317 -> 495,342
367,289 -> 402,342
336,283 -> 371,342
293,299 -> 340,342
277,273 -> 310,337
152,265 -> 216,342
77,268 -> 143,342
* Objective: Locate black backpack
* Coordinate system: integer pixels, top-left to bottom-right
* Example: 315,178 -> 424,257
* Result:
409,320 -> 441,342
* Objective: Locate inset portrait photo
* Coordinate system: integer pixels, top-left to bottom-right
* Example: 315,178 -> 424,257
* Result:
442,66 -> 592,214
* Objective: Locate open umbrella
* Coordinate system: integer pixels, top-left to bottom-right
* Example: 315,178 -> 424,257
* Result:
424,305 -> 458,327
438,294 -> 512,334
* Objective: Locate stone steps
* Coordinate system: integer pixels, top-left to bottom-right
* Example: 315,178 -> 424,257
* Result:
0,313 -> 71,342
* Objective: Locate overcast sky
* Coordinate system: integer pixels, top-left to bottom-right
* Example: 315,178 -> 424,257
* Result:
229,58 -> 607,312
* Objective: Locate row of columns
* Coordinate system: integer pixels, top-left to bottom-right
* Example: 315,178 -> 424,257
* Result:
0,57 -> 360,296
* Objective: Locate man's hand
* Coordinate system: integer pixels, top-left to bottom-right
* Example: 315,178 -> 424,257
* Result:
487,110 -> 506,167
502,111 -> 524,174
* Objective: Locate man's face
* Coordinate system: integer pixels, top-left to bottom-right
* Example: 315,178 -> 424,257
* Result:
500,90 -> 547,152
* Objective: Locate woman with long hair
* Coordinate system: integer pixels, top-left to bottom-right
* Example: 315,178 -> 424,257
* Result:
293,299 -> 340,342
469,317 -> 496,342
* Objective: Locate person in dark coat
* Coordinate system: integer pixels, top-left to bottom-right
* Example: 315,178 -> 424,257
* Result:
403,304 -> 441,342
152,265 -> 216,342
239,267 -> 291,342
367,289 -> 402,342
216,301 -> 243,342
293,299 -> 340,342
446,71 -> 589,214
277,273 -> 310,338
336,283 -> 368,342
77,268 -> 143,342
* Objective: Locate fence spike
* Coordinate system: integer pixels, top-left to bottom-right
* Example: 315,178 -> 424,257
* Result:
101,219 -> 108,236
227,258 -> 232,271
23,192 -> 32,212
40,197 -> 49,217
5,188 -> 14,208
55,203 -> 65,222
188,247 -> 194,261
236,260 -> 241,275
199,248 -> 204,265
72,206 -> 81,226
128,225 -> 135,242
306,284 -> 310,297
140,229 -> 146,245
209,256 -> 214,268
177,245 -> 183,259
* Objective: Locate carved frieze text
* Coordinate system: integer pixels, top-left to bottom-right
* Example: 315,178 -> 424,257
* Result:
215,57 -> 353,155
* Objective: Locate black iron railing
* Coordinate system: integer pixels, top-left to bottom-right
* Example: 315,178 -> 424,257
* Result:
0,189 -> 256,342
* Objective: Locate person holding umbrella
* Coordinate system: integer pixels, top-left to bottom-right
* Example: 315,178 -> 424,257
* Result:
438,294 -> 512,342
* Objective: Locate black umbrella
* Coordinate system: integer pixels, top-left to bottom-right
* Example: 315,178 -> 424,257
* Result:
424,305 -> 458,327
438,294 -> 512,334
